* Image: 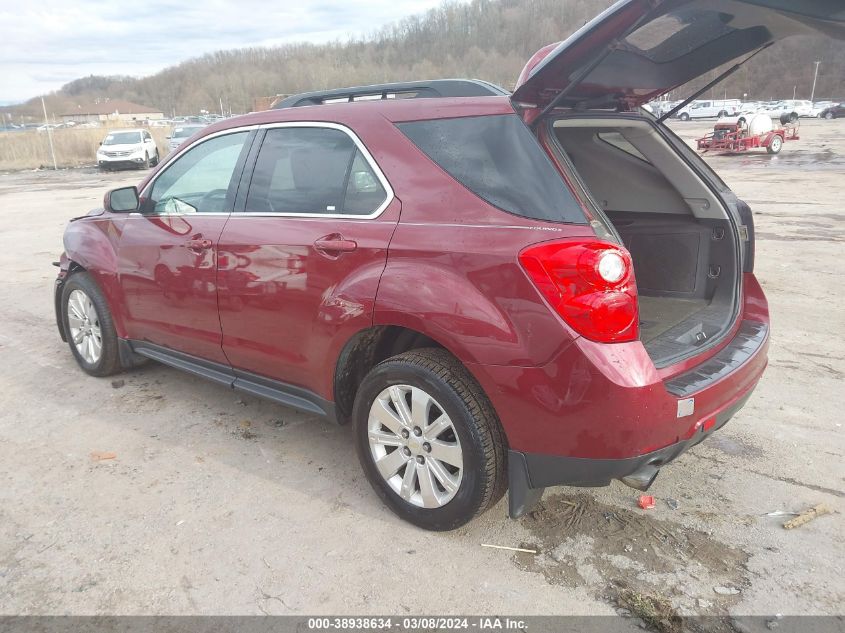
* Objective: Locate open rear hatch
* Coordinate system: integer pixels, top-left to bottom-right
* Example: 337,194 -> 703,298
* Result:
513,0 -> 844,366
513,0 -> 845,112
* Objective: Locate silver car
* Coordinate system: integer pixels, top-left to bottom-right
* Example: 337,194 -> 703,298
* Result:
167,125 -> 205,152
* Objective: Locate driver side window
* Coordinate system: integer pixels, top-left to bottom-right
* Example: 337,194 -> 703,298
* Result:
147,131 -> 249,214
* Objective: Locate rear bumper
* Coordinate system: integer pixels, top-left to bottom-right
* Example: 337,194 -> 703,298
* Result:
464,274 -> 770,518
507,389 -> 754,517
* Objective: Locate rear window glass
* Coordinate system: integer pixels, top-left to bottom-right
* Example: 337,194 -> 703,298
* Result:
397,115 -> 585,224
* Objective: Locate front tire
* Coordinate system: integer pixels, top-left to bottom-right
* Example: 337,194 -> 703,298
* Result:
679,112 -> 690,121
141,153 -> 150,169
61,272 -> 122,376
151,150 -> 160,166
826,111 -> 835,120
353,348 -> 506,530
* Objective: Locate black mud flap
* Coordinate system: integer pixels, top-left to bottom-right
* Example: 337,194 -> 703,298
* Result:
508,450 -> 545,519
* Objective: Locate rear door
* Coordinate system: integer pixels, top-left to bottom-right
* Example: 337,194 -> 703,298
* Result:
117,129 -> 254,363
512,0 -> 845,109
217,123 -> 399,397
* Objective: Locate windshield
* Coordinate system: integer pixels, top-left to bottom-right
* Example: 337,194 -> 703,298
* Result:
103,132 -> 142,145
172,126 -> 203,139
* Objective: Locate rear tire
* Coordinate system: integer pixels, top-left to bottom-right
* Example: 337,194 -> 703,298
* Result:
826,111 -> 835,120
679,112 -> 690,121
61,272 -> 122,377
352,348 -> 506,531
767,135 -> 783,155
718,110 -> 728,118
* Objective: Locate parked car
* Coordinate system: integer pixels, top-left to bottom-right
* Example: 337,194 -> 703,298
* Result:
95,129 -> 159,170
762,100 -> 815,121
55,0 -> 844,530
167,124 -> 205,152
819,103 -> 845,119
675,99 -> 741,120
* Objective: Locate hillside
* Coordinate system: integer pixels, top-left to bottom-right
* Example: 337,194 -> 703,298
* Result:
9,0 -> 845,120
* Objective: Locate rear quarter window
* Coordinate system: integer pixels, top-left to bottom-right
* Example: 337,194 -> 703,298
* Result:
397,114 -> 586,224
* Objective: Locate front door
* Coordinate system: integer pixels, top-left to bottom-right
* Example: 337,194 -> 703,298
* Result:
217,124 -> 398,398
117,130 -> 254,363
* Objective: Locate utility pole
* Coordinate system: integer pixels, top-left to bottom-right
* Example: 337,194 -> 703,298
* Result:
810,61 -> 821,102
41,96 -> 57,170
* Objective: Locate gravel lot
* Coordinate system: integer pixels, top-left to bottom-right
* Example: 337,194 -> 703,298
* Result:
0,119 -> 842,619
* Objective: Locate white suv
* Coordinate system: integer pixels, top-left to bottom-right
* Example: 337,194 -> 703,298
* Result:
675,99 -> 741,120
96,129 -> 159,171
763,100 -> 815,121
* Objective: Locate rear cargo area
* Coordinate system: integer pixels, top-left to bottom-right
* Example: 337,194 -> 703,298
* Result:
551,118 -> 739,367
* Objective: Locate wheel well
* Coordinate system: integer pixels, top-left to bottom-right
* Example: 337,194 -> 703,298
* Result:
334,326 -> 444,421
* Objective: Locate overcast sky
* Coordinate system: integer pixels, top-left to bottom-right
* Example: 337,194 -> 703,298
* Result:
0,0 -> 454,103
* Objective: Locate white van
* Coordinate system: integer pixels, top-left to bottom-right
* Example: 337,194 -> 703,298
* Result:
675,99 -> 742,120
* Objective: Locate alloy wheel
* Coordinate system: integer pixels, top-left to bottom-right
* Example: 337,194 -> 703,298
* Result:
367,384 -> 463,509
67,289 -> 102,364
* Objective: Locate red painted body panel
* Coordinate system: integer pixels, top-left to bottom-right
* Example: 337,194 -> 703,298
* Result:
217,200 -> 401,399
465,273 -> 769,458
62,215 -> 129,338
116,214 -> 231,363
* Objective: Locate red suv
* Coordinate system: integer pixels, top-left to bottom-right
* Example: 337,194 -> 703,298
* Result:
54,1 -> 843,530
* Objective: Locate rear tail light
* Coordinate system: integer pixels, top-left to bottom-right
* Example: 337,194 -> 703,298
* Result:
519,239 -> 639,343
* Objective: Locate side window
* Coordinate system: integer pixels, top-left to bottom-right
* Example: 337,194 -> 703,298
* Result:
147,131 -> 249,214
245,127 -> 387,216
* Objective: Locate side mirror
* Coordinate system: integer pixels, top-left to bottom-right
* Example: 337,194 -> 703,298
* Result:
104,186 -> 139,213
99,141 -> 103,146
165,136 -> 171,140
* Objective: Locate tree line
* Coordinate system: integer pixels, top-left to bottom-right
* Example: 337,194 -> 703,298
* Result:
8,0 -> 845,120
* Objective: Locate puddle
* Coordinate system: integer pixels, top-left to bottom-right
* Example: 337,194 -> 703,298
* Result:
513,493 -> 749,616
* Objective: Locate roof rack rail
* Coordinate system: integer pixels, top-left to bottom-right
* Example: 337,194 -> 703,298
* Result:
273,79 -> 510,109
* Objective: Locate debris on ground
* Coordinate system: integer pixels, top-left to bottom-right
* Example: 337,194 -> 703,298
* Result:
481,543 -> 538,554
638,495 -> 656,510
763,510 -> 799,517
90,451 -> 117,461
783,503 -> 832,529
614,586 -> 682,633
666,498 -> 680,510
110,379 -> 125,389
713,585 -> 741,595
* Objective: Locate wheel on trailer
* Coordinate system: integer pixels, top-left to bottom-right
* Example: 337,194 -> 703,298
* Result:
767,135 -> 784,155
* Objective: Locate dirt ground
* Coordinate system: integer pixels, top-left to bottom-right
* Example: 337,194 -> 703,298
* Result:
0,118 -> 842,621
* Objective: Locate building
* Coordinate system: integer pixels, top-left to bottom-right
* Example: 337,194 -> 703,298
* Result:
60,100 -> 164,124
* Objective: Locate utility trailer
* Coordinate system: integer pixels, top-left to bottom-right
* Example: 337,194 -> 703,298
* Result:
696,117 -> 799,155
